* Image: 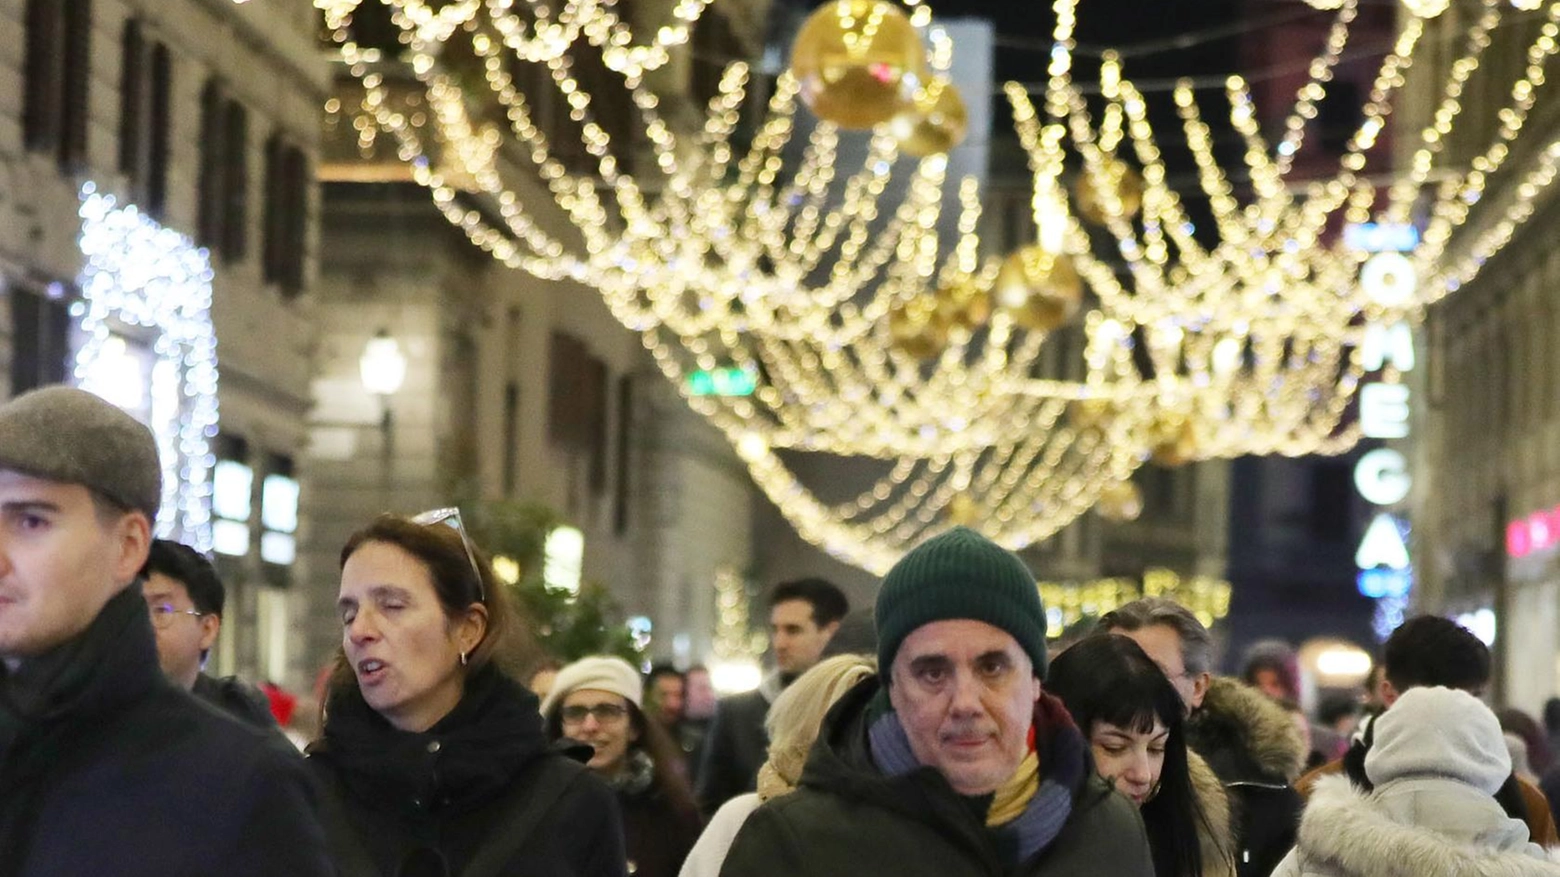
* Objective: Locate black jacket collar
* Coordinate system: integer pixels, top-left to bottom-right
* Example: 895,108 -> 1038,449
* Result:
0,584 -> 164,747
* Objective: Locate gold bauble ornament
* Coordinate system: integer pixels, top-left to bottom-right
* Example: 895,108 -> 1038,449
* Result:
890,79 -> 968,158
947,494 -> 980,526
1074,161 -> 1144,224
936,277 -> 992,334
992,247 -> 1083,332
1096,481 -> 1144,523
1068,398 -> 1115,431
790,0 -> 926,130
1149,415 -> 1199,467
888,294 -> 951,360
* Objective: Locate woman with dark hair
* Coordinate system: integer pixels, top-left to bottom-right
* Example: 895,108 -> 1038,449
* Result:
308,512 -> 627,877
543,656 -> 704,877
1047,634 -> 1235,877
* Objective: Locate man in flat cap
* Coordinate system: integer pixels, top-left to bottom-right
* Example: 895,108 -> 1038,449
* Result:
720,527 -> 1153,877
0,386 -> 332,877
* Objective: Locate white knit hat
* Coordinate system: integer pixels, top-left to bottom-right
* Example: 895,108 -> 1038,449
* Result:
1365,686 -> 1512,795
538,655 -> 643,719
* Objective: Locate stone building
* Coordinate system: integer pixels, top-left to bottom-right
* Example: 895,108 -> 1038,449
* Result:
0,0 -> 325,688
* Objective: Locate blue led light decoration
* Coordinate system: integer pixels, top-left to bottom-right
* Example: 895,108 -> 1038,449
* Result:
73,183 -> 220,552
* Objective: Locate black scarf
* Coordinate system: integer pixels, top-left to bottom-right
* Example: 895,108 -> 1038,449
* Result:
314,664 -> 551,818
0,585 -> 162,864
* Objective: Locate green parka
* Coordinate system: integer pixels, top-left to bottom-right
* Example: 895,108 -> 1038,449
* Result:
718,676 -> 1154,877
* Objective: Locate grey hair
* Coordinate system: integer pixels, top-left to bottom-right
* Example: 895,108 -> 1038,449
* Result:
1097,597 -> 1214,677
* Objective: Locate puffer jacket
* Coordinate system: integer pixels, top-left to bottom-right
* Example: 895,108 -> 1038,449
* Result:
1185,677 -> 1306,877
718,676 -> 1154,877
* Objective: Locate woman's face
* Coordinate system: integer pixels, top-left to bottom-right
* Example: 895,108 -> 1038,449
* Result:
560,689 -> 638,776
1090,718 -> 1169,807
338,540 -> 484,732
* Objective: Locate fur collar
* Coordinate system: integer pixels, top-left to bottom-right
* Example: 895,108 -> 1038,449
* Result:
1189,677 -> 1305,783
1291,775 -> 1560,877
1189,749 -> 1236,877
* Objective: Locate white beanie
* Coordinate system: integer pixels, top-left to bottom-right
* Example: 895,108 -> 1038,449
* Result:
1365,686 -> 1512,795
539,655 -> 643,719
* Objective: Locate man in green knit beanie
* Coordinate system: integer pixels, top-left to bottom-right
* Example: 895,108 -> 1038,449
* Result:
721,526 -> 1152,877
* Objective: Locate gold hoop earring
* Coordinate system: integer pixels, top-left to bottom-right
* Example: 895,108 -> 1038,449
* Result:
459,650 -> 469,667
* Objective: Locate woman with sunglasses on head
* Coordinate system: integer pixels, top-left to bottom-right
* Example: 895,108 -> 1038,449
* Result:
308,513 -> 627,877
542,656 -> 704,877
1046,634 -> 1235,877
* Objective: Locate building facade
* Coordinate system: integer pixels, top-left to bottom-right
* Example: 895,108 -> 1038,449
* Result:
1405,4 -> 1560,712
0,0 -> 326,688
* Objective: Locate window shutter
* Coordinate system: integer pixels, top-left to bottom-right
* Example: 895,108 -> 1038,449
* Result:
223,102 -> 250,260
118,19 -> 144,178
262,134 -> 282,283
147,43 -> 172,218
197,81 -> 227,249
23,0 -> 62,153
59,0 -> 93,173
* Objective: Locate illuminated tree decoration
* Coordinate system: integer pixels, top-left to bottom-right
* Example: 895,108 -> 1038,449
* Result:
74,183 -> 220,552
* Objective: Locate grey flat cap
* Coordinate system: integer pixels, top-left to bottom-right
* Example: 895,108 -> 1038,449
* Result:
0,386 -> 162,519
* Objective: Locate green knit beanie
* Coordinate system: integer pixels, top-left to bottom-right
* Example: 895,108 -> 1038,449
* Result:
875,526 -> 1048,677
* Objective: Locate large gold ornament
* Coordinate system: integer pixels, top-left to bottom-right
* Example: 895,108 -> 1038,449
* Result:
888,294 -> 951,360
1074,160 -> 1144,224
1148,414 -> 1200,467
790,0 -> 926,130
1095,480 -> 1144,522
993,247 -> 1084,332
891,79 -> 968,158
937,277 -> 991,334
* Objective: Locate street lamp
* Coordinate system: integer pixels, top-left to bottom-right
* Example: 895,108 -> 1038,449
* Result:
359,329 -> 407,399
358,329 -> 407,488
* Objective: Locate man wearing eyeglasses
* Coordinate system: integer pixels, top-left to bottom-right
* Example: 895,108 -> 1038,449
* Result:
0,386 -> 331,877
142,538 -> 275,728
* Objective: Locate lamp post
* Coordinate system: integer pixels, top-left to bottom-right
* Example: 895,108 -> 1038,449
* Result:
358,329 -> 407,498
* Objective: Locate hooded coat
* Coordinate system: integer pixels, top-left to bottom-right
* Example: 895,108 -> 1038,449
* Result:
717,676 -> 1154,877
0,585 -> 332,877
1185,677 -> 1306,877
308,663 -> 627,877
1273,687 -> 1560,877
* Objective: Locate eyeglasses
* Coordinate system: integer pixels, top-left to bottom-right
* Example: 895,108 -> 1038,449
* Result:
147,602 -> 205,629
560,703 -> 629,726
411,506 -> 487,604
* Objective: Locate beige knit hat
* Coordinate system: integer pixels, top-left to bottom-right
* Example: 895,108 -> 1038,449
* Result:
539,655 -> 643,719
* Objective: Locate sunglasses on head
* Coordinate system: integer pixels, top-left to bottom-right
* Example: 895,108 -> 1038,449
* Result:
411,506 -> 487,604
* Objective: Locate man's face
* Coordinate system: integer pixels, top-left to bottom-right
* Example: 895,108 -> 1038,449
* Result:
0,471 -> 150,660
652,674 -> 685,725
145,572 -> 220,690
684,668 -> 716,720
1113,623 -> 1208,713
770,599 -> 838,675
888,619 -> 1041,796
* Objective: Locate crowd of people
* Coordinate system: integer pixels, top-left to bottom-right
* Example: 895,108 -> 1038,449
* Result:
4,384 -> 1560,876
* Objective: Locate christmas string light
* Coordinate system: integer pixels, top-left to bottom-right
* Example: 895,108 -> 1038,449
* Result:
74,183 -> 220,553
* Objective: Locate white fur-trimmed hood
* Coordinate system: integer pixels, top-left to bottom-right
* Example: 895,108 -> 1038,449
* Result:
1282,775 -> 1560,877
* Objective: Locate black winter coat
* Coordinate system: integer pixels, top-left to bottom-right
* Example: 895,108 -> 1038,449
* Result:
695,687 -> 772,814
309,664 -> 628,877
619,780 -> 703,877
719,677 -> 1154,877
1185,678 -> 1307,877
0,584 -> 333,877
193,671 -> 278,728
